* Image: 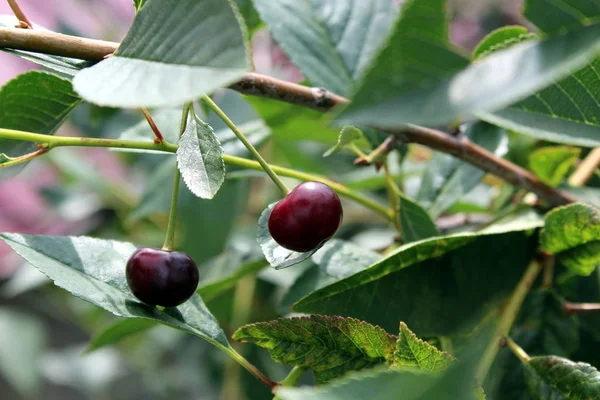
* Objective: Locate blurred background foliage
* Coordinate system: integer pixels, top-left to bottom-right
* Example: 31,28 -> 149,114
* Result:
3,0 -> 597,399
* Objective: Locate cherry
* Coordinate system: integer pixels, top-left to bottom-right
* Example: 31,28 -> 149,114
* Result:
126,247 -> 199,307
268,181 -> 343,252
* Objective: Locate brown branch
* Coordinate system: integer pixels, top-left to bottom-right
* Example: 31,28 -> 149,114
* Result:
0,27 -> 577,206
140,108 -> 164,143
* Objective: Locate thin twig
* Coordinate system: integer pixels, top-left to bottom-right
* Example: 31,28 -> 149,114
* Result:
140,108 -> 164,143
0,27 -> 576,207
569,147 -> 600,187
6,0 -> 32,28
563,302 -> 600,316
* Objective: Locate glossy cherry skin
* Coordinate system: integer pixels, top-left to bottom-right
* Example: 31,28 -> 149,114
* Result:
126,247 -> 199,307
268,181 -> 343,252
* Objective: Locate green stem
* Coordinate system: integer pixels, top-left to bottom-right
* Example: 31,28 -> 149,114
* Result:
161,104 -> 190,250
273,367 -> 307,400
223,347 -> 278,390
382,160 -> 402,234
202,95 -> 290,195
439,336 -> 453,356
0,128 -> 393,220
475,258 -> 543,384
505,337 -> 531,364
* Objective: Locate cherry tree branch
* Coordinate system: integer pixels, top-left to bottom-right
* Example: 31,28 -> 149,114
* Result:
0,27 -> 577,206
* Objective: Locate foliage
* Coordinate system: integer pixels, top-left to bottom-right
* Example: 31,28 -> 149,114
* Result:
0,0 -> 599,399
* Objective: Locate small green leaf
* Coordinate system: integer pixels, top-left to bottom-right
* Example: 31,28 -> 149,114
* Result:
540,204 -> 600,276
257,203 -> 318,269
177,113 -> 225,199
393,322 -> 454,373
323,126 -> 364,157
527,356 -> 600,399
87,319 -> 157,353
472,26 -> 534,59
398,194 -> 440,243
0,233 -> 230,350
73,0 -> 250,107
233,315 -> 396,383
529,146 -> 581,187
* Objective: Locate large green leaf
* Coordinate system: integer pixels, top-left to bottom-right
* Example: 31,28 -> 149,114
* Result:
392,322 -> 454,373
294,218 -> 542,336
176,113 -> 225,199
527,356 -> 600,399
0,71 -> 81,177
280,240 -> 381,312
252,0 -> 397,96
336,0 -> 600,129
73,0 -> 250,107
233,315 -> 396,383
529,146 -> 580,187
540,204 -> 600,276
0,15 -> 93,76
480,2 -> 600,147
0,233 -> 230,350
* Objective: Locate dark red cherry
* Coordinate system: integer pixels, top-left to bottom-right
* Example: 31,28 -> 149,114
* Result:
126,247 -> 199,307
268,181 -> 343,252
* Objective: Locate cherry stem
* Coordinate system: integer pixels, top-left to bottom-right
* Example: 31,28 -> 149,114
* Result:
0,128 -> 393,220
140,108 -> 164,143
569,147 -> 600,187
382,161 -> 402,235
223,347 -> 278,390
273,366 -> 307,400
563,302 -> 600,316
505,336 -> 531,364
475,255 -> 544,384
201,95 -> 290,196
6,0 -> 32,28
161,104 -> 190,251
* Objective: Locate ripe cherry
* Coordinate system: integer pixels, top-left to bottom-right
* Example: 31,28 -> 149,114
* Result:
268,181 -> 343,252
126,247 -> 199,307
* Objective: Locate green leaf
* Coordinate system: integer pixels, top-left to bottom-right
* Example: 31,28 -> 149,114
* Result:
524,0 -> 600,34
87,319 -> 157,353
176,113 -> 225,199
73,0 -> 250,107
540,204 -> 600,276
527,356 -> 600,399
279,240 -> 382,312
472,26 -> 533,59
524,361 -> 569,400
393,322 -> 454,374
337,6 -> 600,129
0,71 -> 81,177
0,233 -> 230,350
529,146 -> 581,187
294,218 -> 542,336
398,193 -> 440,243
323,126 -> 364,157
257,203 -> 318,269
417,122 -> 508,218
0,309 -> 46,397
0,15 -> 93,77
252,0 -> 397,96
478,4 -> 600,148
133,0 -> 146,11
247,97 -> 342,145
233,315 -> 396,383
